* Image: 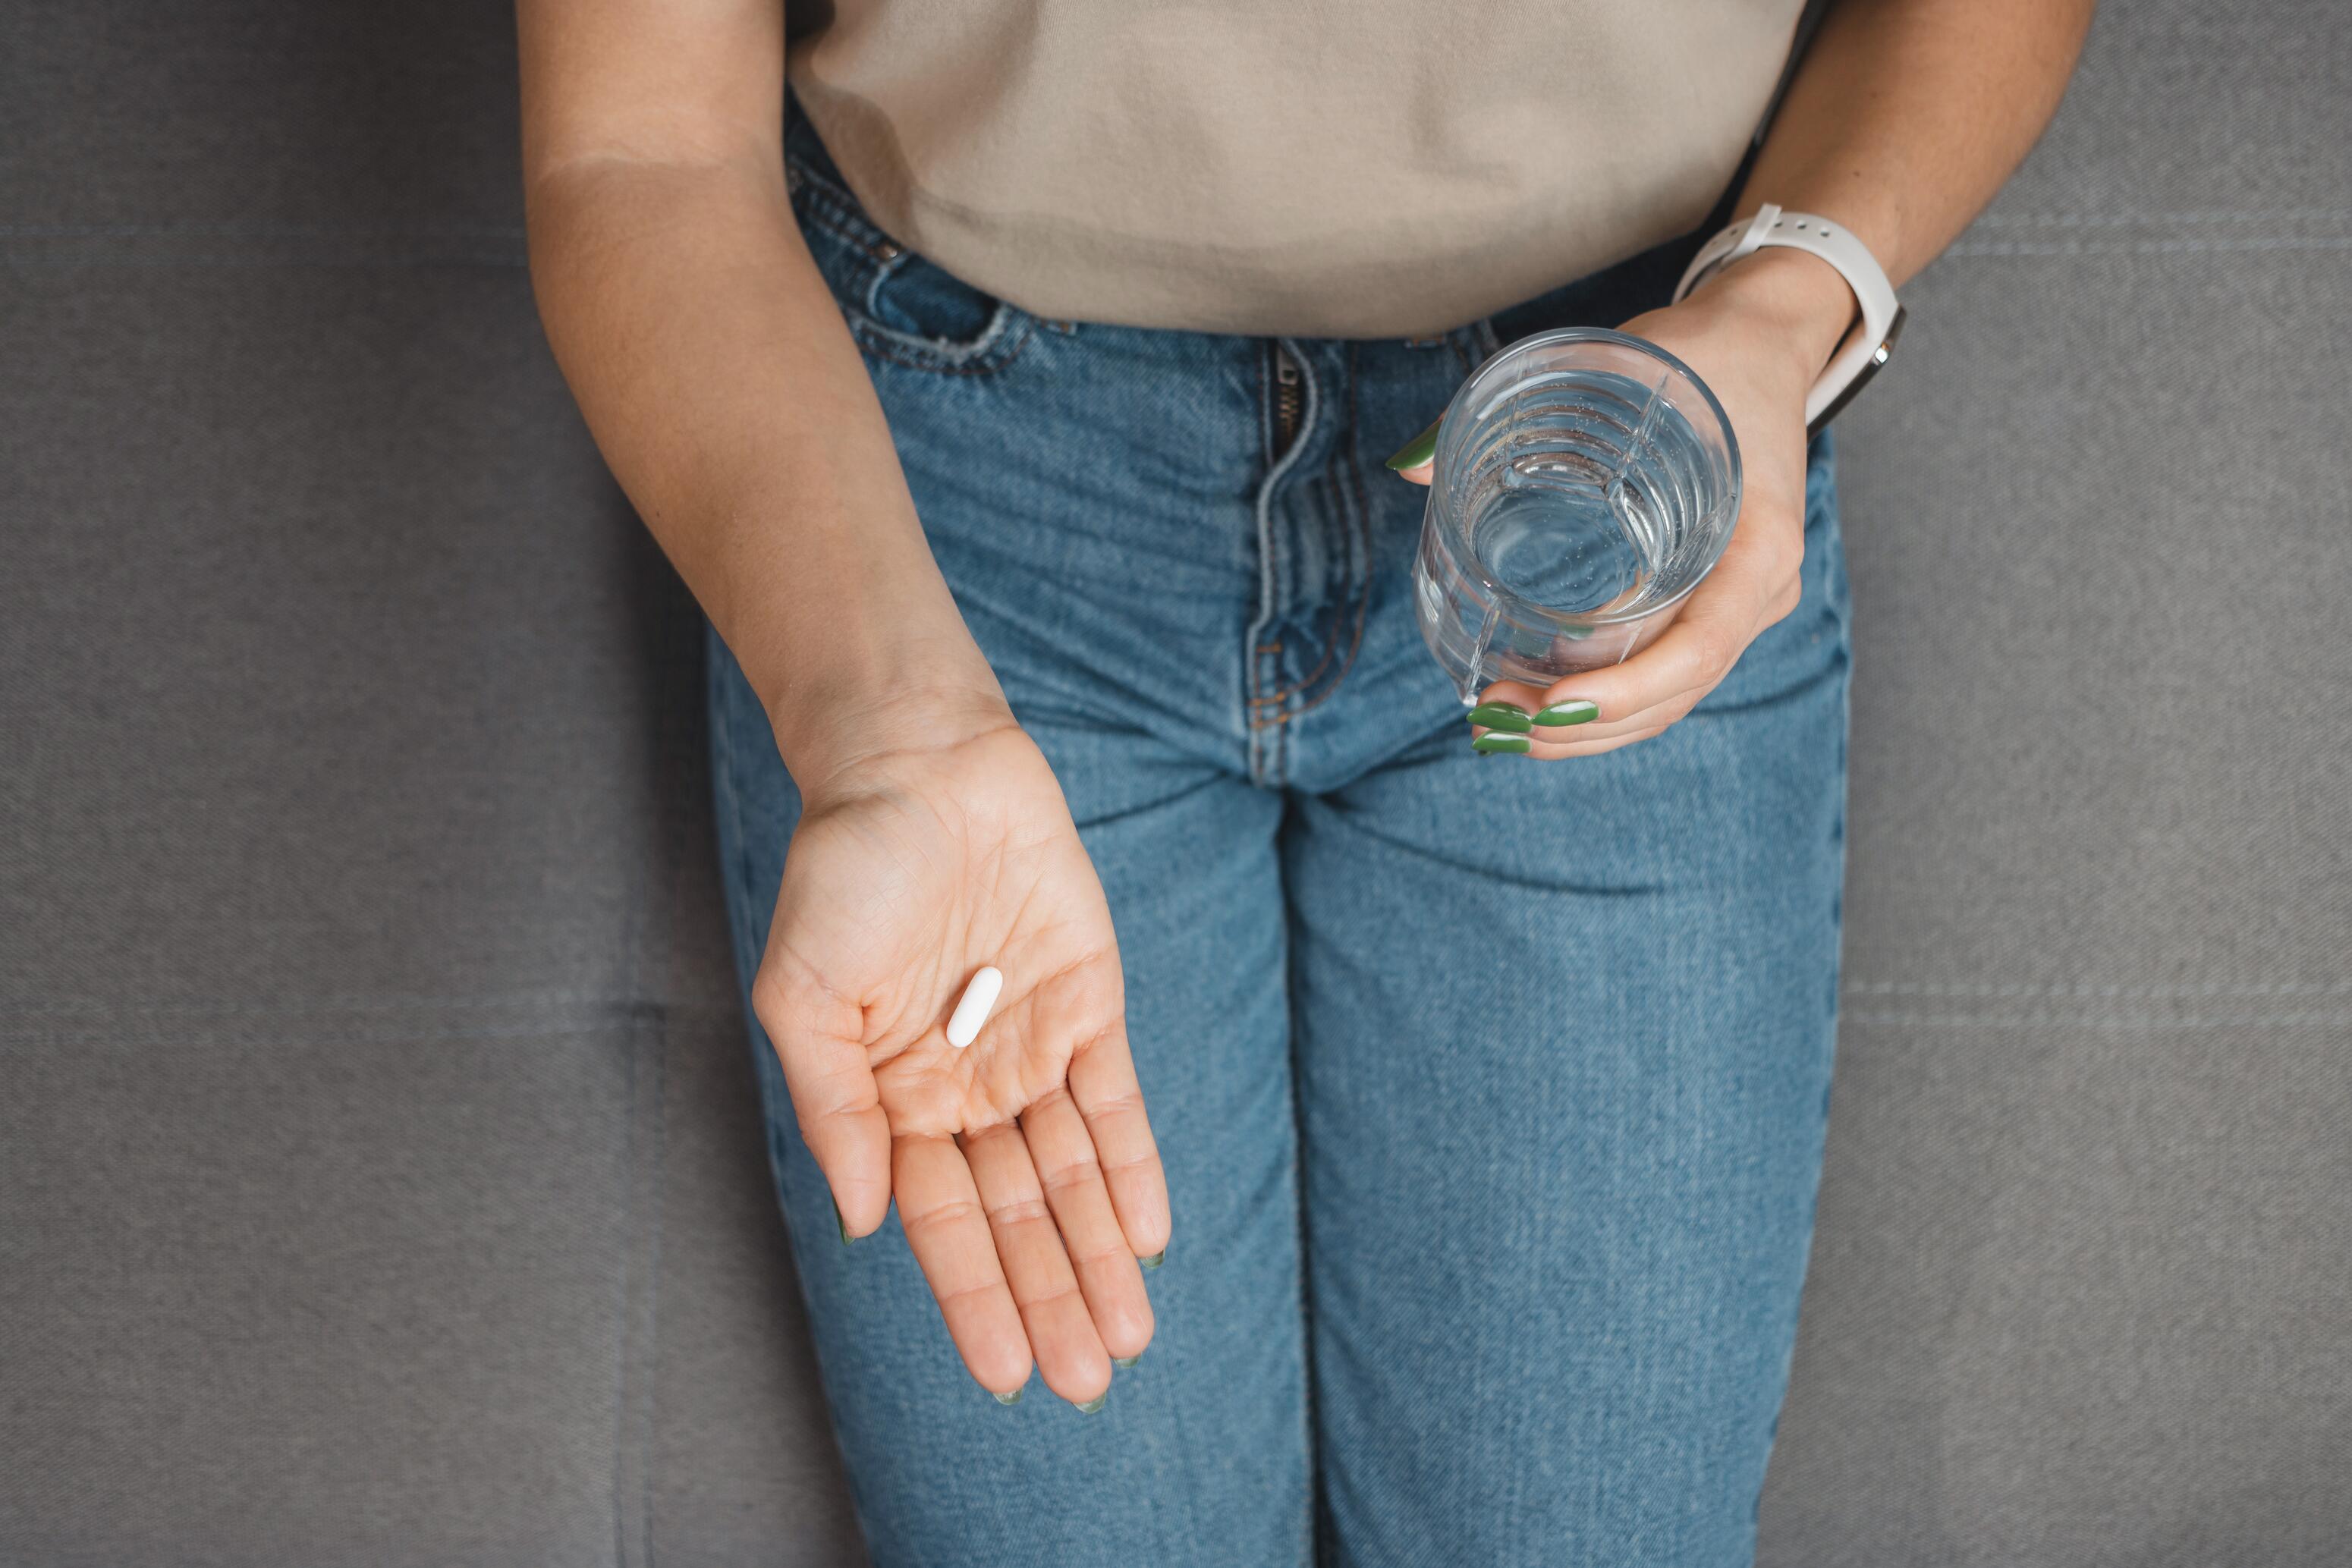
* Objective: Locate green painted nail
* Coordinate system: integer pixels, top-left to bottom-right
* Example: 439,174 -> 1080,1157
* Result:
832,1197 -> 854,1245
1139,1249 -> 1165,1271
1465,702 -> 1532,733
993,1387 -> 1023,1406
1534,699 -> 1600,727
1384,418 -> 1442,471
1074,1393 -> 1108,1416
1113,1353 -> 1142,1370
1472,733 -> 1532,755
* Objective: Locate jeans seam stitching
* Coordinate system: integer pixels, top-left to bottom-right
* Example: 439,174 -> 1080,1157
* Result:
788,154 -> 1030,376
1247,345 -> 1272,778
1284,940 -> 1322,1567
851,310 -> 1034,377
1277,346 -> 1375,722
783,152 -> 870,236
1248,341 -> 1306,784
1249,346 -> 1350,715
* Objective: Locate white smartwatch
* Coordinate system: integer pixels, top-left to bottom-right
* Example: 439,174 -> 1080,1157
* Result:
1671,203 -> 1905,438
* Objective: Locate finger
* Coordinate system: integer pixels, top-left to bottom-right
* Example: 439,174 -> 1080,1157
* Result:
1465,678 -> 1647,750
1383,416 -> 1442,484
1466,711 -> 1681,762
1523,717 -> 1680,761
893,1130 -> 1033,1399
1065,1018 -> 1171,1265
750,954 -> 892,1238
1464,664 -> 1710,758
1571,588 -> 1750,715
1470,680 -> 1710,758
1456,580 -> 1757,753
961,1122 -> 1117,1404
1023,1088 -> 1156,1363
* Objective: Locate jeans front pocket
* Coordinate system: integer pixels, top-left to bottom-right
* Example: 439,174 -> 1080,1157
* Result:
784,152 -> 1035,377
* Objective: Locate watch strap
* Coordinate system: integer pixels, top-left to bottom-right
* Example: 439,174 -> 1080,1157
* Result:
1671,203 -> 1902,432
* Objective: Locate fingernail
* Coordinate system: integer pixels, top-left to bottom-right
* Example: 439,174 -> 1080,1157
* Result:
1534,699 -> 1600,727
1472,733 -> 1532,755
1113,1353 -> 1142,1370
1465,702 -> 1532,733
993,1387 -> 1023,1406
832,1196 -> 854,1246
1074,1392 -> 1108,1416
1140,1249 -> 1165,1271
1384,418 -> 1441,471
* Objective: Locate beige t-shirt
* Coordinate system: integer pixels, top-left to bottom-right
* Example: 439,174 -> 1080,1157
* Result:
788,2 -> 1805,339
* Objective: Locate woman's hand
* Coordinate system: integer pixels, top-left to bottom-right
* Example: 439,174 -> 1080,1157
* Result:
1393,247 -> 1854,758
753,708 -> 1168,1407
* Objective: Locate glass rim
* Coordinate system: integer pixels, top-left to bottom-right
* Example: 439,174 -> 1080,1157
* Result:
1431,325 -> 1744,630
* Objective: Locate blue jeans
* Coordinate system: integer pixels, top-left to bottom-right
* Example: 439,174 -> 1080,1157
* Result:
709,113 -> 1851,1568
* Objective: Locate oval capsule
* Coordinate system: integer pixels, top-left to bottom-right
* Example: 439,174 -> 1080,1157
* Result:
946,965 -> 1004,1049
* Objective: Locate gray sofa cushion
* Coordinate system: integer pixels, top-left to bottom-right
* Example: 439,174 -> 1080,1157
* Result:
2,1 -> 2344,1563
1759,2 -> 2352,1562
0,4 -> 857,1563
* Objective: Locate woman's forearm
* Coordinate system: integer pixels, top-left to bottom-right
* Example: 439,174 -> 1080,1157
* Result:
524,152 -> 1008,789
1699,0 -> 2099,365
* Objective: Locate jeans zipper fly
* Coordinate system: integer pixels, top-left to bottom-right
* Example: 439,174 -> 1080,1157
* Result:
1273,344 -> 1304,458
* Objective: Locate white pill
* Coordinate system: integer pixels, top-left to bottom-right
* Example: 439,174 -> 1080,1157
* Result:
945,966 -> 1004,1049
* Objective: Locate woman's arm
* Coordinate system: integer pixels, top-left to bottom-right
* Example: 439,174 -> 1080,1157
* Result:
1406,0 -> 2098,756
1721,0 -> 2102,358
518,0 -> 1003,787
518,0 -> 1168,1409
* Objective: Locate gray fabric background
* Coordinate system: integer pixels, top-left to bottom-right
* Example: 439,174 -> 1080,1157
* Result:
2,2 -> 2344,1563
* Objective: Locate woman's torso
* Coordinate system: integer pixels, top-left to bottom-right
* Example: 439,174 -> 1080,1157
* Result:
785,0 -> 1806,339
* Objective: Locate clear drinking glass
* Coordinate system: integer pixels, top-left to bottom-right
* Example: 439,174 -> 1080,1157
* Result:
1412,327 -> 1743,702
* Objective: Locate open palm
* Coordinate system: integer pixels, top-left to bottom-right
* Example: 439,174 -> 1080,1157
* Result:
752,723 -> 1168,1406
